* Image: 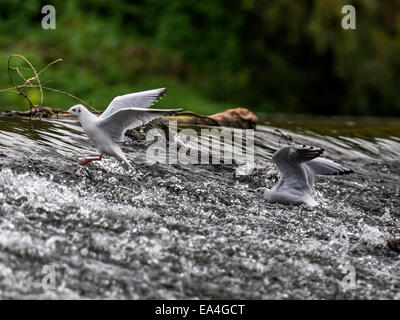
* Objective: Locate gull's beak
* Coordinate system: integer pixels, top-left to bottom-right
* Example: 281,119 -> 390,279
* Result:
61,111 -> 69,114
248,189 -> 255,193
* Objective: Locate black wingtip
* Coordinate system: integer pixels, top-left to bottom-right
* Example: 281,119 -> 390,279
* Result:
152,88 -> 167,105
158,88 -> 167,98
296,145 -> 324,156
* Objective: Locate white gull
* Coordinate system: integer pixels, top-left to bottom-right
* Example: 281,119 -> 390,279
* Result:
65,88 -> 181,169
251,145 -> 353,206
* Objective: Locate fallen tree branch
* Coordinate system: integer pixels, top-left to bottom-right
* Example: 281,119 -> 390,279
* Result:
0,54 -> 98,117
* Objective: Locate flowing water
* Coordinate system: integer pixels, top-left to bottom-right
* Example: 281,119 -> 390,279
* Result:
0,115 -> 399,299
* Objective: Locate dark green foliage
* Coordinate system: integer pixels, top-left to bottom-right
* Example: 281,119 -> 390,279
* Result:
0,0 -> 399,115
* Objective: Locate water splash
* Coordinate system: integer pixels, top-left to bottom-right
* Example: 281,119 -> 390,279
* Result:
0,115 -> 399,299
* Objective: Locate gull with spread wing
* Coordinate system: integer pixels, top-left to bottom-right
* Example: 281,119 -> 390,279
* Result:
251,145 -> 353,206
65,88 -> 181,169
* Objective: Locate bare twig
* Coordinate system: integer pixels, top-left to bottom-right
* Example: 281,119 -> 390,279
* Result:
37,58 -> 63,76
1,54 -> 98,117
7,55 -> 36,116
29,85 -> 99,114
274,128 -> 293,145
9,66 -> 28,82
0,85 -> 27,93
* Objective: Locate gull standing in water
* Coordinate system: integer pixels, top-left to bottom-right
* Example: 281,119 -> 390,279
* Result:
251,145 -> 353,206
64,88 -> 181,169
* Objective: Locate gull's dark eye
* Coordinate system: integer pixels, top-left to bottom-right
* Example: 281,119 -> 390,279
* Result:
72,108 -> 76,112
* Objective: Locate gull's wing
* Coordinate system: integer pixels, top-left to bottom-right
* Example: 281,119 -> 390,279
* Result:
98,107 -> 181,141
99,88 -> 167,119
305,157 -> 353,175
272,145 -> 324,193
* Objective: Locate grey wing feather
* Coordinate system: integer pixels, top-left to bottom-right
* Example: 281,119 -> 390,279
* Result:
272,145 -> 323,192
98,107 -> 181,141
303,164 -> 315,188
100,88 -> 167,119
305,157 -> 354,175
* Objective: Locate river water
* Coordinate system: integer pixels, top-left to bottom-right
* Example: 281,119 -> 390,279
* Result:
0,115 -> 399,299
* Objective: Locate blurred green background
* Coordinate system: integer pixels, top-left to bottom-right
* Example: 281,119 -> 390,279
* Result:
0,0 -> 400,116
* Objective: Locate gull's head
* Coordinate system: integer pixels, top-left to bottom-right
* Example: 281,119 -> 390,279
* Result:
66,104 -> 85,117
249,187 -> 270,199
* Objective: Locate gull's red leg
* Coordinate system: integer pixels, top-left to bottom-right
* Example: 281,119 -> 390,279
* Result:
79,155 -> 102,166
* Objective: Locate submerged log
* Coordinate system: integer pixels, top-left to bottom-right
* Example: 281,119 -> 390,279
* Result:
124,107 -> 258,140
165,107 -> 258,129
0,107 -> 258,129
0,107 -> 57,118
